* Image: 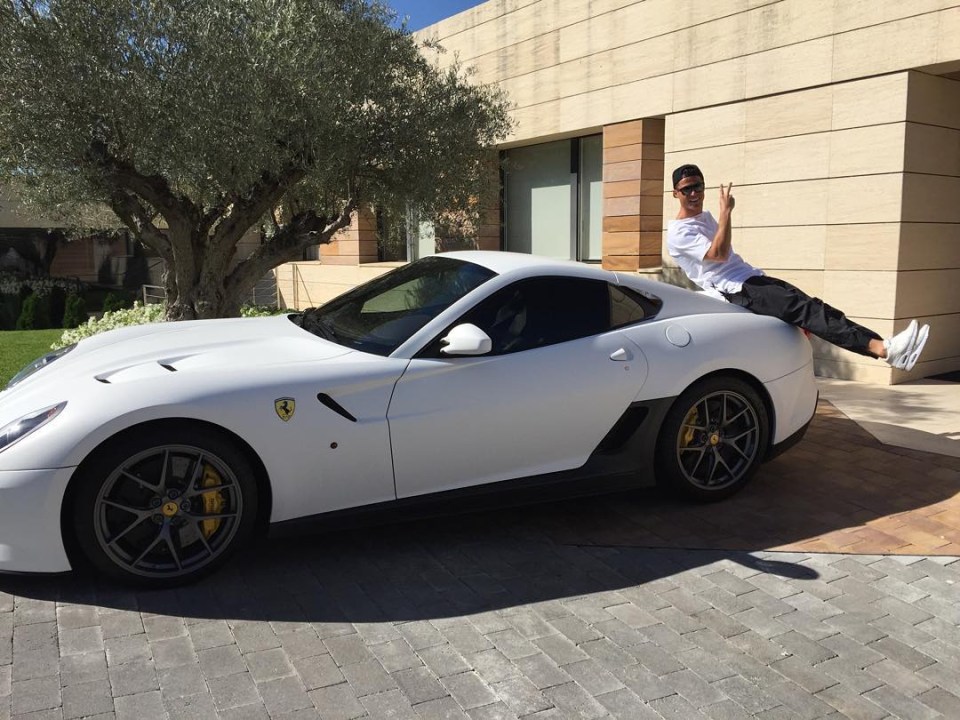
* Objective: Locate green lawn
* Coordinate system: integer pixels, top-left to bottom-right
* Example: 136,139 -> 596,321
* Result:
0,329 -> 64,387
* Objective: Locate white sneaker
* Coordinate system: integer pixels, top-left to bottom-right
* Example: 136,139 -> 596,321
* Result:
884,319 -> 917,369
903,324 -> 929,372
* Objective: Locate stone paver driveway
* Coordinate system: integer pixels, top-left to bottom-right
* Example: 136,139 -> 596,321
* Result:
1,400 -> 959,720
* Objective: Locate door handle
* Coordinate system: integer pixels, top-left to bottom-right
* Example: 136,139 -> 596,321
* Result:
610,347 -> 631,361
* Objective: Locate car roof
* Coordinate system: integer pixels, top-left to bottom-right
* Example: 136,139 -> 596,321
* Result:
439,250 -> 602,277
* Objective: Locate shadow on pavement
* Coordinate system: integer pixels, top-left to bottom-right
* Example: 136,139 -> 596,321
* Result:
0,503 -> 818,624
3,400 -> 958,622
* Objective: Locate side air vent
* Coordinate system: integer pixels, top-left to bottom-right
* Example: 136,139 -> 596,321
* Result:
159,363 -> 177,372
317,393 -> 357,422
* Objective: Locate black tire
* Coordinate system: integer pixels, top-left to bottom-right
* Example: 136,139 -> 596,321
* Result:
72,425 -> 259,587
656,376 -> 769,502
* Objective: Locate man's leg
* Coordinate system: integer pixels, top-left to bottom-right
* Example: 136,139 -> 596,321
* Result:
724,276 -> 882,356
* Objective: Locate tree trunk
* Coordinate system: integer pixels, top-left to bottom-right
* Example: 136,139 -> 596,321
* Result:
160,224 -> 239,321
164,281 -> 245,321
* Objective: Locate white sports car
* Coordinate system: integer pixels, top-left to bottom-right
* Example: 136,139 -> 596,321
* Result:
0,252 -> 817,585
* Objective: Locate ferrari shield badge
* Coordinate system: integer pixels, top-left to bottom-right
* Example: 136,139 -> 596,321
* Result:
274,397 -> 296,422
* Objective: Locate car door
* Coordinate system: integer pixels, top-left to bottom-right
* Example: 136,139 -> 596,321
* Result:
387,276 -> 652,498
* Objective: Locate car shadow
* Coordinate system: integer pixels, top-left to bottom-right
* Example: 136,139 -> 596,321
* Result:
3,399 -> 958,624
0,509 -> 818,624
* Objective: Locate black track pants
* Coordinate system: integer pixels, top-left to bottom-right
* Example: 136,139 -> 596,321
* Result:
722,275 -> 882,357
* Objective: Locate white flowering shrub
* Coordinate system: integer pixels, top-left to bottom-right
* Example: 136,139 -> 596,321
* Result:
52,302 -> 165,349
0,272 -> 83,298
51,302 -> 286,349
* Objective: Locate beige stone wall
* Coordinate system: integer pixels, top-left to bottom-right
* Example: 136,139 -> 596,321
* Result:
421,1 -> 960,147
275,261 -> 402,310
662,71 -> 960,383
899,72 -> 960,380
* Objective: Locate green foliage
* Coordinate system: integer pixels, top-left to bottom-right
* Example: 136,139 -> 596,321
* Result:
0,0 -> 513,319
50,301 -> 280,348
62,292 -> 88,328
53,301 -> 165,349
239,304 -> 287,317
0,329 -> 64,388
16,293 -> 51,330
102,290 -> 132,313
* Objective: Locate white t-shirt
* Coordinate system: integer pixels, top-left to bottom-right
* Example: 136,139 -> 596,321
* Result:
667,211 -> 763,294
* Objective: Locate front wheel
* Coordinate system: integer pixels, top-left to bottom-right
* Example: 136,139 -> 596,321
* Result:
71,426 -> 259,587
656,377 -> 769,502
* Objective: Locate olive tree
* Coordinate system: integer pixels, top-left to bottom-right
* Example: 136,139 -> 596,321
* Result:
0,0 -> 511,319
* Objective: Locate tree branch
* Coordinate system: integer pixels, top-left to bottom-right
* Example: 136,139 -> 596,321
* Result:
107,189 -> 173,261
87,139 -> 199,229
224,198 -> 358,299
210,163 -> 309,249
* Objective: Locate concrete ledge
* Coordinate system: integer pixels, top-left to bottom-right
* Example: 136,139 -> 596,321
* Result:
817,377 -> 960,458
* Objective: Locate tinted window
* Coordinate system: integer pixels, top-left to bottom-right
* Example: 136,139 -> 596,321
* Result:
610,284 -> 661,326
424,277 -> 660,357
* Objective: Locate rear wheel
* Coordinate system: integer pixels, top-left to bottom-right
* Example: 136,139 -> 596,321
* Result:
72,426 -> 259,586
656,377 -> 768,501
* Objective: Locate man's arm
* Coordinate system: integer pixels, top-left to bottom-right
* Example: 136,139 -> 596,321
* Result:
703,183 -> 735,262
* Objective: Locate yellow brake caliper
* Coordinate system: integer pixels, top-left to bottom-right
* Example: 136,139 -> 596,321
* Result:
200,464 -> 225,538
681,407 -> 699,447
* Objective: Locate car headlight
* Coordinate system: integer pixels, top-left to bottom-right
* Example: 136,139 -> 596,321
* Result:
6,344 -> 75,390
0,403 -> 67,454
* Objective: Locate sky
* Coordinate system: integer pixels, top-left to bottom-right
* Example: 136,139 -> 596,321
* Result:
388,0 -> 486,30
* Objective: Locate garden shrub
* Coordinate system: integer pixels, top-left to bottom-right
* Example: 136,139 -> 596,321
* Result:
51,301 -> 283,350
16,292 -> 51,330
240,304 -> 287,317
62,292 -> 88,329
102,290 -> 132,313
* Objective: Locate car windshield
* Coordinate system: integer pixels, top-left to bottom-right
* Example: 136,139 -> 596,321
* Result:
293,256 -> 497,356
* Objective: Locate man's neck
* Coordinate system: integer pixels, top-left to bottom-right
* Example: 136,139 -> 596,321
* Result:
676,207 -> 704,220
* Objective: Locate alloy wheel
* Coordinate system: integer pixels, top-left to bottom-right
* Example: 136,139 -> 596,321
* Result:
675,390 -> 761,491
92,444 -> 244,579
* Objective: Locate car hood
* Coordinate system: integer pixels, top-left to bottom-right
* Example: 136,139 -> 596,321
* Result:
0,314 -> 354,412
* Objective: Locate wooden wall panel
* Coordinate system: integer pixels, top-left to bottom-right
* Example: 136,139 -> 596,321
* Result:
318,207 -> 379,265
601,118 -> 664,271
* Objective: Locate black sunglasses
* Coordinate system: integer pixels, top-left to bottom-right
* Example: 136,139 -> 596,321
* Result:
677,182 -> 705,197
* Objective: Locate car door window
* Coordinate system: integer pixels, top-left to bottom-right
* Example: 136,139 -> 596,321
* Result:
422,277 -> 661,357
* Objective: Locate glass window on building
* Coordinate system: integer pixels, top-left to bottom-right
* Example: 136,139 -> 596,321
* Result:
503,134 -> 602,262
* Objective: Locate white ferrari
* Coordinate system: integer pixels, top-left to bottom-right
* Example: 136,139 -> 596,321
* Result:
0,252 -> 817,585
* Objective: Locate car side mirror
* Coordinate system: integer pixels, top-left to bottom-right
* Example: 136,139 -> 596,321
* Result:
440,323 -> 492,356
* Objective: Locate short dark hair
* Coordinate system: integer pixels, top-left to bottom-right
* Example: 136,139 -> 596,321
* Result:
672,164 -> 703,188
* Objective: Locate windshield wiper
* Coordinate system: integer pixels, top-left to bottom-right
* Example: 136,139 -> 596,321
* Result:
298,310 -> 340,342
